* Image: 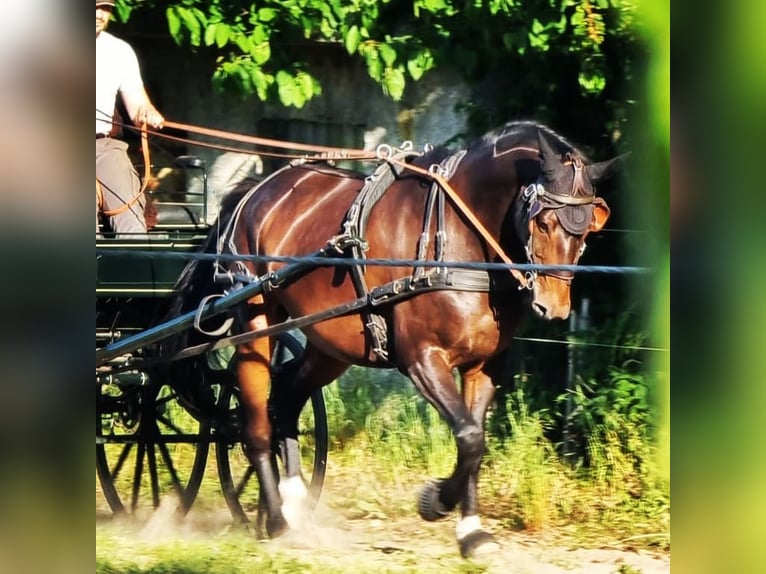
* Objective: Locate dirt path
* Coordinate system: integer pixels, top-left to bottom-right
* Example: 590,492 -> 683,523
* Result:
265,507 -> 670,574
98,494 -> 670,574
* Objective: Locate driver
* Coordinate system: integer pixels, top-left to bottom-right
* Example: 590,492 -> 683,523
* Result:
96,0 -> 164,237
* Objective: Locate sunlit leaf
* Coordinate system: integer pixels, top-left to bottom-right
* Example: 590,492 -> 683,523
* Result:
166,7 -> 182,43
215,24 -> 230,48
252,42 -> 271,65
203,23 -> 217,47
379,43 -> 397,67
258,7 -> 277,22
382,67 -> 405,100
345,25 -> 361,54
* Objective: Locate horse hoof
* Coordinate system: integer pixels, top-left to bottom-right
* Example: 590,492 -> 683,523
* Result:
266,514 -> 289,538
458,530 -> 500,558
459,530 -> 500,559
417,480 -> 450,521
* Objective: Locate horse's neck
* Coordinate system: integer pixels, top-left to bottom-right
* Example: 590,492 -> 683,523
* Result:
452,148 -> 534,262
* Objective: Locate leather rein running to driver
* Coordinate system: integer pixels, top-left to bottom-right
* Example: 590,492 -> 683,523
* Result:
103,119 -> 589,290
96,121 -> 153,216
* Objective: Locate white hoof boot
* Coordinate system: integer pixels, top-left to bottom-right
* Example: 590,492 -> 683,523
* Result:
456,516 -> 500,558
279,475 -> 309,530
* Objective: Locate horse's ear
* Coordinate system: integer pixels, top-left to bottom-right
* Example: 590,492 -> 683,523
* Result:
538,130 -> 564,176
588,152 -> 629,185
590,198 -> 611,232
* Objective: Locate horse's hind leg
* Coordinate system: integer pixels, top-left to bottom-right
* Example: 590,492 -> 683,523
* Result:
404,351 -> 496,556
235,300 -> 287,537
270,342 -> 349,527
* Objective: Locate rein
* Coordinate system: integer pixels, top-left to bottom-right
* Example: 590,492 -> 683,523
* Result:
97,122 -> 153,216
112,118 -> 538,289
162,120 -> 379,160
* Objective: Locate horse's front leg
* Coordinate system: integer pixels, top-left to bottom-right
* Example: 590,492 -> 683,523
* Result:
235,303 -> 287,538
454,363 -> 501,557
404,351 -> 493,557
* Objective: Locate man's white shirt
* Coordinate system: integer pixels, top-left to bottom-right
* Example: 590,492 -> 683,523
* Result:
96,31 -> 143,135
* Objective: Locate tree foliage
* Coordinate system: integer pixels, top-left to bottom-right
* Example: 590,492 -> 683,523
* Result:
114,0 -> 641,145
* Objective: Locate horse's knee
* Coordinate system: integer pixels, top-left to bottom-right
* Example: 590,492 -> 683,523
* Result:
456,424 -> 485,460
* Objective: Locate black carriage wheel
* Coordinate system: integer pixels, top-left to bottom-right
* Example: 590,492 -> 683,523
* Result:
96,381 -> 211,519
215,332 -> 328,530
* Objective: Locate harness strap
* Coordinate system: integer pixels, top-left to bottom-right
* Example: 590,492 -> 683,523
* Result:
339,150 -> 421,362
124,267 -> 499,371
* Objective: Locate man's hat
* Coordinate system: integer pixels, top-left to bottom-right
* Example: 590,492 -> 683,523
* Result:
96,1 -> 116,7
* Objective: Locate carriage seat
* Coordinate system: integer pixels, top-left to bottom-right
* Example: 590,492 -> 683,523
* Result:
148,155 -> 208,231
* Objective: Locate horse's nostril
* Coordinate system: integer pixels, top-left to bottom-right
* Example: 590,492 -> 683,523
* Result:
532,302 -> 547,317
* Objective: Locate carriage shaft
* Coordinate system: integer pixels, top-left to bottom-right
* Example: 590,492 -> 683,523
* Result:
95,257 -> 318,367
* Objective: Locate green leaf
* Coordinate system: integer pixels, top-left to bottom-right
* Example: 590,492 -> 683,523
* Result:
407,58 -> 423,81
406,51 -> 433,81
258,7 -> 277,22
166,7 -> 182,43
382,67 -> 405,100
177,7 -> 202,46
528,31 -> 550,50
215,24 -> 230,48
250,67 -> 270,100
191,7 -> 207,27
204,23 -> 217,47
276,70 -> 296,107
296,72 -> 317,99
251,25 -> 268,44
366,52 -> 383,81
252,42 -> 271,65
237,65 -> 253,93
378,43 -> 397,67
235,34 -> 253,54
578,71 -> 607,94
345,25 -> 361,54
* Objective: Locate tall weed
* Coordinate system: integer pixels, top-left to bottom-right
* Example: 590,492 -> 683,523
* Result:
484,389 -> 571,530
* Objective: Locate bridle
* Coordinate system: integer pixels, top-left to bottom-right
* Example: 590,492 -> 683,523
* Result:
520,156 -> 594,288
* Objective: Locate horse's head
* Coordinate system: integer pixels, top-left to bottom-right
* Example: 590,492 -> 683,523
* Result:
521,130 -> 620,319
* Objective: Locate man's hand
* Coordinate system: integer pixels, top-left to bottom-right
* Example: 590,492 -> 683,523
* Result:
135,104 -> 164,129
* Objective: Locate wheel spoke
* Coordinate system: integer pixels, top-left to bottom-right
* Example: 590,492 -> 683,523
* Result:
157,414 -> 185,436
147,444 -> 160,508
235,464 -> 255,499
130,443 -> 145,513
111,442 -> 133,480
157,440 -> 184,498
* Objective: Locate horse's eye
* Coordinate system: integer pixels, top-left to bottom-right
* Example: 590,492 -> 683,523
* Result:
537,219 -> 548,233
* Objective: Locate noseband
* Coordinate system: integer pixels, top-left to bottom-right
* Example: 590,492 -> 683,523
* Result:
520,157 -> 593,288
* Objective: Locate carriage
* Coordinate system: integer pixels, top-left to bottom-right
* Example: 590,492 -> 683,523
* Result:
96,154 -> 329,531
96,121 -> 619,557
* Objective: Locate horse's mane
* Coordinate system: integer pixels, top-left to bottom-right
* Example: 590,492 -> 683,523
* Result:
406,121 -> 585,170
474,120 -> 586,159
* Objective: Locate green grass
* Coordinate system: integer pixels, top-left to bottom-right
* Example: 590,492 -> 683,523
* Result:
324,373 -> 669,549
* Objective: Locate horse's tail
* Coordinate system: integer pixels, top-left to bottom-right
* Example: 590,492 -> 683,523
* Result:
167,177 -> 260,324
153,178 -> 257,400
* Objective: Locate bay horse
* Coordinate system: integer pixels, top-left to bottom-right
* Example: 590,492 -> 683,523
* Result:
172,120 -> 619,557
